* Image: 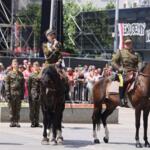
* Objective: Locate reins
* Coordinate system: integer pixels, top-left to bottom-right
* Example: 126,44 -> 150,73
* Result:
139,72 -> 150,78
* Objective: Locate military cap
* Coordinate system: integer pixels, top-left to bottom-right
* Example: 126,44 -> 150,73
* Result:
45,29 -> 55,36
124,37 -> 132,44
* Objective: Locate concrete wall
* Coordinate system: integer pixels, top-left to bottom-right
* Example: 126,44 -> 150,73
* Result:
0,106 -> 118,124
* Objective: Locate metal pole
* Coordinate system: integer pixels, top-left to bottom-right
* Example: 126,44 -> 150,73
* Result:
10,0 -> 15,51
114,0 -> 119,52
50,0 -> 55,29
0,0 -> 10,23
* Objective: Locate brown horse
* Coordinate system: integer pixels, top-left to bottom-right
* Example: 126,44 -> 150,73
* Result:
92,63 -> 150,148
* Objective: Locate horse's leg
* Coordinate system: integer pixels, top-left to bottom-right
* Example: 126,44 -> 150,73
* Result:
135,107 -> 142,148
92,107 -> 101,144
101,106 -> 115,143
56,112 -> 64,144
143,108 -> 150,147
41,111 -> 49,145
50,113 -> 57,145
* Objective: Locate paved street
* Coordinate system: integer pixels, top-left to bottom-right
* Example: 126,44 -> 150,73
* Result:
0,108 -> 150,150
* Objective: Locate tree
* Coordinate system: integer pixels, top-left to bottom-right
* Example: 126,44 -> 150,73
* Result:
17,4 -> 41,48
63,1 -> 100,53
105,1 -> 115,9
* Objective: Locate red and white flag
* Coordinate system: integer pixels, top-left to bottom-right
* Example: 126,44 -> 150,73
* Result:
118,23 -> 124,49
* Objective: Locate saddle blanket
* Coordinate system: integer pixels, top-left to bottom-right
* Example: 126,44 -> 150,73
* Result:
106,81 -> 120,94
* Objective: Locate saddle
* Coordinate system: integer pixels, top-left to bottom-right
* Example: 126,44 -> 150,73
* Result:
106,80 -> 120,98
106,71 -> 137,98
124,71 -> 137,93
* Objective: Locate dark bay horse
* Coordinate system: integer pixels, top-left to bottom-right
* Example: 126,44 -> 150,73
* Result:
40,66 -> 65,145
92,63 -> 150,148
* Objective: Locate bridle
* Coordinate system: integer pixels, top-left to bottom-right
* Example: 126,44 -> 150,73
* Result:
139,72 -> 150,78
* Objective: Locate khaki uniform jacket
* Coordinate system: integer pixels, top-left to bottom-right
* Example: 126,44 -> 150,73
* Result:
111,48 -> 142,72
43,39 -> 62,64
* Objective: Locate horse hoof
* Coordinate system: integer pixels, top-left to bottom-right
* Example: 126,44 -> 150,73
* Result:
94,139 -> 100,144
57,137 -> 64,145
103,137 -> 109,143
50,138 -> 57,145
41,138 -> 49,145
136,143 -> 143,148
145,142 -> 150,148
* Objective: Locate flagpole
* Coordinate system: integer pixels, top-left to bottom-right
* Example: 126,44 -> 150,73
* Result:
114,0 -> 119,52
50,0 -> 55,30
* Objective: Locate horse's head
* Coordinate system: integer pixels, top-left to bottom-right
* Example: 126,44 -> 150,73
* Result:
41,67 -> 55,87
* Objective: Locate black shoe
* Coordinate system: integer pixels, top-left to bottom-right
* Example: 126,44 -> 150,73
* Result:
35,124 -> 42,128
31,124 -> 36,128
9,122 -> 16,127
15,123 -> 21,128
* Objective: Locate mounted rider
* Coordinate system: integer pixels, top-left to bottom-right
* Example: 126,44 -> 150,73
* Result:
43,29 -> 62,65
41,29 -> 70,100
111,37 -> 142,106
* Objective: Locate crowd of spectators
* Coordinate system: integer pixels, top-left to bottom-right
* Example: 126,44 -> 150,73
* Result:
0,60 -> 114,103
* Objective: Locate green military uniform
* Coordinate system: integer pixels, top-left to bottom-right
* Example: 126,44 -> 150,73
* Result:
5,70 -> 24,126
40,29 -> 70,101
28,71 -> 41,127
111,38 -> 142,107
43,40 -> 62,65
112,48 -> 142,72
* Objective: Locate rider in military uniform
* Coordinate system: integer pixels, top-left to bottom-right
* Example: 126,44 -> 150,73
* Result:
42,29 -> 62,66
41,29 -> 70,101
5,59 -> 24,127
111,38 -> 142,106
28,62 -> 42,128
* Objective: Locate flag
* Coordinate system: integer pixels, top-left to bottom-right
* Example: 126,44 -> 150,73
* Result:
118,23 -> 124,49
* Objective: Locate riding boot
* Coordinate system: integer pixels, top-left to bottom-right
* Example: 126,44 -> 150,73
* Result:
124,98 -> 129,108
120,99 -> 125,107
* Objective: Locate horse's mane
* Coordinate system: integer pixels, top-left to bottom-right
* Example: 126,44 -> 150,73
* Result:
42,66 -> 60,81
41,66 -> 65,95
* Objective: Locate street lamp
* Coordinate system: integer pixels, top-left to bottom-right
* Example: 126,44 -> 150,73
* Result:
114,0 -> 119,52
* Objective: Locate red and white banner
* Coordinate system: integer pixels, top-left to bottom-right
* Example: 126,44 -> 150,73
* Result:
118,23 -> 124,49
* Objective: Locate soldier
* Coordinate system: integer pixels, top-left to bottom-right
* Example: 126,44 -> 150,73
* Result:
5,59 -> 24,127
41,29 -> 70,101
28,61 -> 42,127
42,29 -> 62,66
112,38 -> 142,106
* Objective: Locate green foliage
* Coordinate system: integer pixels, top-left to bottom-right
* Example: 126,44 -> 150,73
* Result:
105,1 -> 115,9
64,1 -> 114,54
17,4 -> 41,47
63,1 -> 100,53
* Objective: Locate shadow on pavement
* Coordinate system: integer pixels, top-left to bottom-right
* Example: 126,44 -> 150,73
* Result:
109,142 -> 135,146
64,139 -> 93,148
0,143 -> 23,145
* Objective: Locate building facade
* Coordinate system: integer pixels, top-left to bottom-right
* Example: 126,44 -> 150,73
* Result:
75,7 -> 150,61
